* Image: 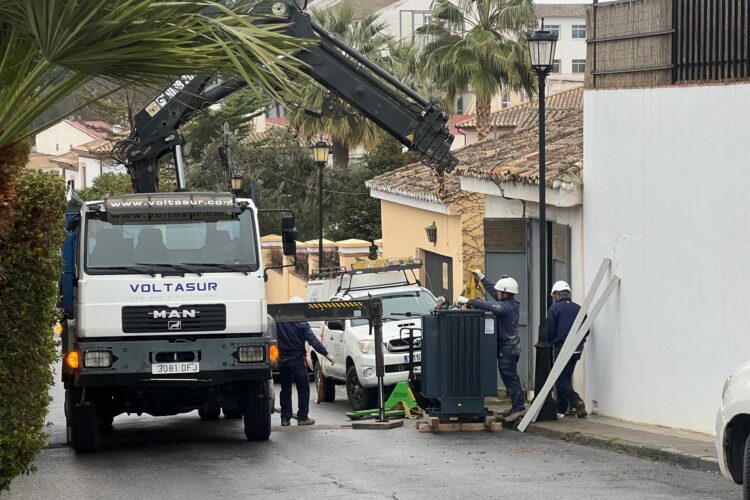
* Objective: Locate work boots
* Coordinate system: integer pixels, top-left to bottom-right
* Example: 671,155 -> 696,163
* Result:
575,401 -> 587,418
297,417 -> 315,426
502,409 -> 526,423
281,418 -> 291,426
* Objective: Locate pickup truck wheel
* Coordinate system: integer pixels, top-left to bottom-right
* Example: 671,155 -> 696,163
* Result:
346,365 -> 377,411
316,361 -> 336,403
198,407 -> 221,420
244,381 -> 271,441
743,432 -> 750,500
72,400 -> 99,454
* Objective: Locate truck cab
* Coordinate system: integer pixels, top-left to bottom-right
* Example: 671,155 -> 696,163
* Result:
60,192 -> 293,452
306,260 -> 437,410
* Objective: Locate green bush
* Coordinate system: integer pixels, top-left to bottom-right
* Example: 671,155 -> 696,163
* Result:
0,171 -> 66,492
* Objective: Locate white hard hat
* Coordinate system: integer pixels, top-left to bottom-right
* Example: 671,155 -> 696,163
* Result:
550,281 -> 571,295
494,276 -> 519,295
289,296 -> 304,303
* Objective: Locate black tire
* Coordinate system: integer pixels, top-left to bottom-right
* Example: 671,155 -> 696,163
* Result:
743,432 -> 750,500
198,407 -> 221,420
244,381 -> 271,441
97,413 -> 115,434
346,365 -> 377,411
64,389 -> 73,445
316,361 -> 336,403
72,400 -> 99,454
223,407 -> 242,419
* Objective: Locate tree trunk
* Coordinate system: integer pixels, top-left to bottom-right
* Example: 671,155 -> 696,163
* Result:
477,96 -> 492,141
476,96 -> 492,141
332,140 -> 349,168
0,140 -> 31,243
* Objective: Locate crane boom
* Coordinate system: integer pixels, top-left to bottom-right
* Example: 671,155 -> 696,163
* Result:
113,0 -> 457,193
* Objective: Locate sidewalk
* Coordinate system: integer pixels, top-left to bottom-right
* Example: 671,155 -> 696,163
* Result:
486,399 -> 719,472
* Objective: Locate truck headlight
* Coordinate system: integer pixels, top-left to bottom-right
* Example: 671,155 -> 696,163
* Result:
84,350 -> 113,368
722,375 -> 733,399
237,346 -> 265,363
358,340 -> 376,354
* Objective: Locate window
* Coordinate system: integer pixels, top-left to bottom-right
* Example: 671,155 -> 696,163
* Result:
267,103 -> 284,119
501,92 -> 510,109
572,24 -> 587,39
399,10 -> 431,40
572,59 -> 586,74
352,292 -> 437,326
552,59 -> 561,73
547,25 -> 560,38
456,95 -> 464,114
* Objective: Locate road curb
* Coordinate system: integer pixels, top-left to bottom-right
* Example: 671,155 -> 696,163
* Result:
526,424 -> 719,473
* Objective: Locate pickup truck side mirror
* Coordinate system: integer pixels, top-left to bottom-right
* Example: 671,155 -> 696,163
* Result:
327,320 -> 344,331
65,214 -> 80,232
281,216 -> 297,256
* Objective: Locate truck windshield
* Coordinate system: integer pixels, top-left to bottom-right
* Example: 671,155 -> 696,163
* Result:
351,292 -> 437,327
84,210 -> 259,273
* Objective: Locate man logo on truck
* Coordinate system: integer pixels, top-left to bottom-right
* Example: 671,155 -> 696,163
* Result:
149,309 -> 200,319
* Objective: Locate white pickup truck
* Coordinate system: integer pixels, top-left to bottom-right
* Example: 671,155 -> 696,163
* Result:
306,261 -> 437,410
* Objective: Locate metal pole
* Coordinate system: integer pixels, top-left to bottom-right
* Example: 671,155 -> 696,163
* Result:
370,298 -> 387,422
533,71 -> 558,421
318,163 -> 324,267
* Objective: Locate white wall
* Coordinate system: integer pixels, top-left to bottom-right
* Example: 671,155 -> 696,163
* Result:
584,84 -> 750,433
36,121 -> 95,155
377,0 -> 432,41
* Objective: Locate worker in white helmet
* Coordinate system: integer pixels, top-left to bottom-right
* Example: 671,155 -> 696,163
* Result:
548,281 -> 587,419
457,270 -> 525,422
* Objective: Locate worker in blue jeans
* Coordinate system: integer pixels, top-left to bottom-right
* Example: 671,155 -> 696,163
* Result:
548,281 -> 587,418
457,271 -> 526,422
277,296 -> 335,426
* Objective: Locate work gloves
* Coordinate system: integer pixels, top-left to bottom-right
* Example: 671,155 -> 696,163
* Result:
325,354 -> 335,366
456,296 -> 469,306
471,269 -> 484,281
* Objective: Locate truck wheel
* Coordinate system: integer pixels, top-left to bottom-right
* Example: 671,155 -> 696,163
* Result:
199,407 -> 221,420
97,413 -> 115,434
72,400 -> 99,454
346,365 -> 377,411
64,389 -> 73,445
743,432 -> 750,500
244,381 -> 271,441
316,361 -> 336,403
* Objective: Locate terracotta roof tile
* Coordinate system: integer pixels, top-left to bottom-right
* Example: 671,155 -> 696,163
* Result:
66,120 -> 113,140
456,86 -> 583,130
366,163 -> 461,204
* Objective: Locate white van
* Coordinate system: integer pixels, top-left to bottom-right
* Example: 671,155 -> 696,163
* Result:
306,260 -> 437,410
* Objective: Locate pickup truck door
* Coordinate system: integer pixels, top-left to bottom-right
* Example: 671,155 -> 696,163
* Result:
325,320 -> 346,379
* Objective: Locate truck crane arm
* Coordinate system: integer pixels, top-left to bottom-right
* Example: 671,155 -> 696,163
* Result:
113,0 -> 457,193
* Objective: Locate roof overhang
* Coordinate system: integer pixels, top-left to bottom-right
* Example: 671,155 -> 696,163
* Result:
460,176 -> 582,207
369,188 -> 451,215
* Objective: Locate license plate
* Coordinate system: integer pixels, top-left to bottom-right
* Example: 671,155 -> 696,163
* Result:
151,362 -> 200,374
404,352 -> 422,363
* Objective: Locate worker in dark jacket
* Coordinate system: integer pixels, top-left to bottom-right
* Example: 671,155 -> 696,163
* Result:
277,296 -> 335,426
548,281 -> 587,418
457,271 -> 525,422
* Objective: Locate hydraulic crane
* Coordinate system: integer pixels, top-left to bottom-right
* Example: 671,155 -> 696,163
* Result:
113,0 -> 458,193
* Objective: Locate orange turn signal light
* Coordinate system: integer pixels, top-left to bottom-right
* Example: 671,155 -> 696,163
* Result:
65,351 -> 79,369
269,344 -> 279,363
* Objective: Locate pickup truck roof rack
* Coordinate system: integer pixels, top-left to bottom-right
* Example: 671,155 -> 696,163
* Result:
336,258 -> 423,295
310,266 -> 346,280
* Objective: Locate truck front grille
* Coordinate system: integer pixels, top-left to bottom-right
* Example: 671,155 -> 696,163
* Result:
122,304 -> 226,333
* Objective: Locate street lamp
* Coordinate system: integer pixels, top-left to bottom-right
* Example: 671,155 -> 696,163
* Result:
528,22 -> 558,422
230,173 -> 243,196
312,139 -> 330,268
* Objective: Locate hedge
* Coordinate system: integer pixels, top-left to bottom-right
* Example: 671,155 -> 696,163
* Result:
0,171 -> 66,492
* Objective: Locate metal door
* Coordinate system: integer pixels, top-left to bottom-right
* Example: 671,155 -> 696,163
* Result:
423,250 -> 453,303
484,219 -> 531,390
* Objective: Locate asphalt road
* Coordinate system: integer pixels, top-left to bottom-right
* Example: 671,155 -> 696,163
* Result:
4,373 -> 740,500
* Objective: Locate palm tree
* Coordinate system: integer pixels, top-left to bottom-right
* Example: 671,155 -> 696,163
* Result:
0,0 -> 304,235
417,0 -> 537,141
285,1 -> 393,167
386,41 -> 452,112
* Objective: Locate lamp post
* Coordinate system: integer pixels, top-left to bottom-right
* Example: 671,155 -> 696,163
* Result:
231,173 -> 243,196
528,23 -> 558,422
312,139 -> 330,268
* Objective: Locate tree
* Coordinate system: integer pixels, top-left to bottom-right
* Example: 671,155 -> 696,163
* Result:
386,41 -> 452,113
326,137 -> 407,241
285,2 -> 392,167
76,173 -> 133,202
0,0 -> 304,489
417,0 -> 537,140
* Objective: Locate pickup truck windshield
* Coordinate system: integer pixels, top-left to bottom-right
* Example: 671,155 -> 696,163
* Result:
351,292 -> 437,327
84,210 -> 259,273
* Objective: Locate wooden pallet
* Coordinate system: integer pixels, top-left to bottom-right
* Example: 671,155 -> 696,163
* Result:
416,414 -> 501,433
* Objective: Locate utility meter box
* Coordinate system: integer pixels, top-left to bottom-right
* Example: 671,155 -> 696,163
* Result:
421,309 -> 497,418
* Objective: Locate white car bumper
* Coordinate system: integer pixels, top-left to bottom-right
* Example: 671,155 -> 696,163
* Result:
355,351 -> 419,389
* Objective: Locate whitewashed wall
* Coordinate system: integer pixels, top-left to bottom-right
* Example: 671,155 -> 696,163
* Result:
584,84 -> 750,433
35,121 -> 95,155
